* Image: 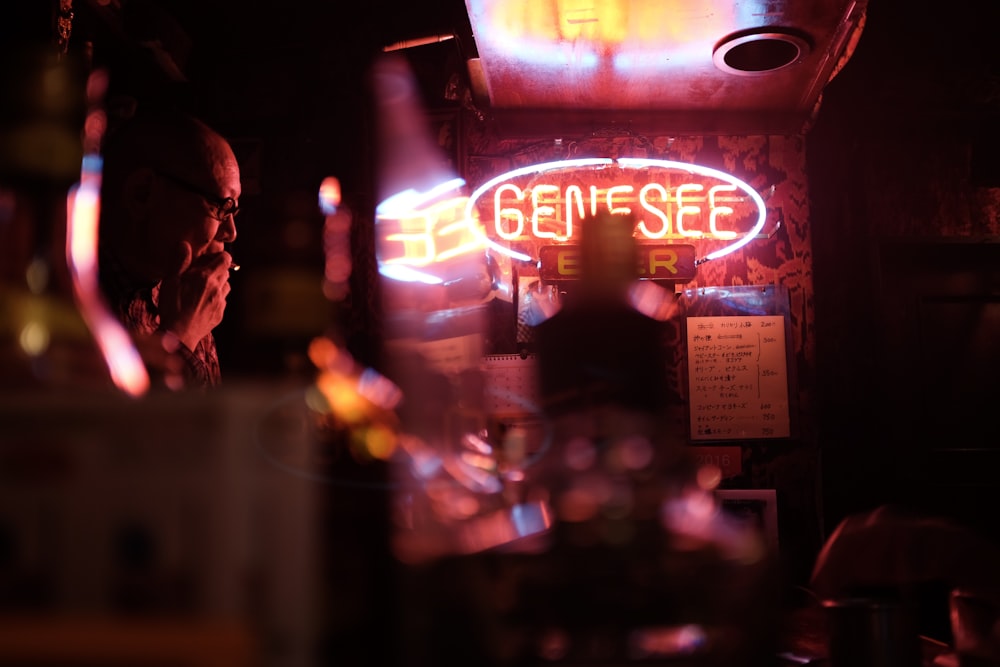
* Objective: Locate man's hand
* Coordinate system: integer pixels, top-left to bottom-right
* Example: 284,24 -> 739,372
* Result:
157,242 -> 233,351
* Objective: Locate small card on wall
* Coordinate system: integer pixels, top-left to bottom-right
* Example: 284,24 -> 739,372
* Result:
686,315 -> 790,440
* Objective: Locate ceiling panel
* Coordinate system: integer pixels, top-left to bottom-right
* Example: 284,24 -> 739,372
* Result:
463,0 -> 869,135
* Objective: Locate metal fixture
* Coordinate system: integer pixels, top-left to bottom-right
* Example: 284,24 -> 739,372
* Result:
713,29 -> 812,76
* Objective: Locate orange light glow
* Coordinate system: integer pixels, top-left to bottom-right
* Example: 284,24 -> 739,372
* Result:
307,336 -> 351,375
475,0 -> 734,70
315,371 -> 370,424
18,321 -> 49,356
68,166 -> 100,282
361,424 -> 398,460
318,176 -> 341,214
490,0 -> 629,47
67,158 -> 149,397
308,337 -> 402,414
379,195 -> 485,268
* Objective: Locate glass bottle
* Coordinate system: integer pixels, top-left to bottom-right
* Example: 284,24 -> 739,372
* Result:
393,210 -> 782,666
0,35 -> 148,395
0,27 -> 151,622
366,53 -> 781,666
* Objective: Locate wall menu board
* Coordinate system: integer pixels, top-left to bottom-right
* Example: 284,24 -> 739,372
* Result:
687,315 -> 790,440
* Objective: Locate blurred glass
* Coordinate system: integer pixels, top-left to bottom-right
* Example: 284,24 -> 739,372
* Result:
0,39 -> 146,395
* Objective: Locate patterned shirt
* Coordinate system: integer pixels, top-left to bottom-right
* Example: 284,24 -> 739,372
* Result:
99,247 -> 221,389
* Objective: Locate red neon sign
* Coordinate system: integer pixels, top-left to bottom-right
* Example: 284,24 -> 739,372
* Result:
465,158 -> 768,263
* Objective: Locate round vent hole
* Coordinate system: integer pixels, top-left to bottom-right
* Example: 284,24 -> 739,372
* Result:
713,31 -> 811,76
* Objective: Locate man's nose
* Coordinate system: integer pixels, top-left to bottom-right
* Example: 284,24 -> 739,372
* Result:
217,214 -> 237,243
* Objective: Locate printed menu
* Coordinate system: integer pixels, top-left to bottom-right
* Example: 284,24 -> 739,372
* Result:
686,315 -> 790,440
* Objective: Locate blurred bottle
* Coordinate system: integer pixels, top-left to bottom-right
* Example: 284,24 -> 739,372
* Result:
366,52 -> 779,666
395,212 -> 780,666
368,54 -> 506,564
0,27 -> 147,395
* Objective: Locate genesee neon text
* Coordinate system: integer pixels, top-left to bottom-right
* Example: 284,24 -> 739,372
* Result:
486,182 -> 743,242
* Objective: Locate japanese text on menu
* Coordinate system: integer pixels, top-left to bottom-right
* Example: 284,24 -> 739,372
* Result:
686,315 -> 790,440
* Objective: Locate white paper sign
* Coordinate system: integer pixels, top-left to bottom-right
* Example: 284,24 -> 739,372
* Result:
686,315 -> 790,440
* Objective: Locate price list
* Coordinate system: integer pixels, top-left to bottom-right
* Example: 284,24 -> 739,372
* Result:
686,315 -> 790,440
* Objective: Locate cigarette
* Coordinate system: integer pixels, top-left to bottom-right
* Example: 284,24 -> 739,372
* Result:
230,263 -> 241,272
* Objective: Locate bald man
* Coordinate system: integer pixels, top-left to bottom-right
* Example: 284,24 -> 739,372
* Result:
99,110 -> 240,389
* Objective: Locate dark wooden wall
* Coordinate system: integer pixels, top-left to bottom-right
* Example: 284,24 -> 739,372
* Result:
807,0 -> 1000,543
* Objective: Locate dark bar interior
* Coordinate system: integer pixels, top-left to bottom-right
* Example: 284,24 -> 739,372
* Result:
2,0 -> 1000,665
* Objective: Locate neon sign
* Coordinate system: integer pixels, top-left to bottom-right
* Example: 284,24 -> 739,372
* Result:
375,177 -> 487,284
538,243 -> 698,282
465,158 -> 768,263
374,159 -> 768,286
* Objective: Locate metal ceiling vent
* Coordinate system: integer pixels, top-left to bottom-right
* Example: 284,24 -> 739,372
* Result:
713,28 -> 812,76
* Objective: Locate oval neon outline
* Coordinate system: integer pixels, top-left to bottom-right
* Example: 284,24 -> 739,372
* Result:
465,158 -> 612,261
465,157 -> 767,263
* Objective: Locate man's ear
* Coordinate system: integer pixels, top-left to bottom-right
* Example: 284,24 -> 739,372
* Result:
122,167 -> 155,219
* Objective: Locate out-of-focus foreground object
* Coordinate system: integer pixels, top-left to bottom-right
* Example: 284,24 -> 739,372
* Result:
811,506 -> 1000,600
812,505 -> 1000,666
0,10 -> 148,396
950,588 -> 1000,667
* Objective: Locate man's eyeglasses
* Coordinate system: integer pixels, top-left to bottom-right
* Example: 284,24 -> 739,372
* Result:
156,171 -> 240,221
